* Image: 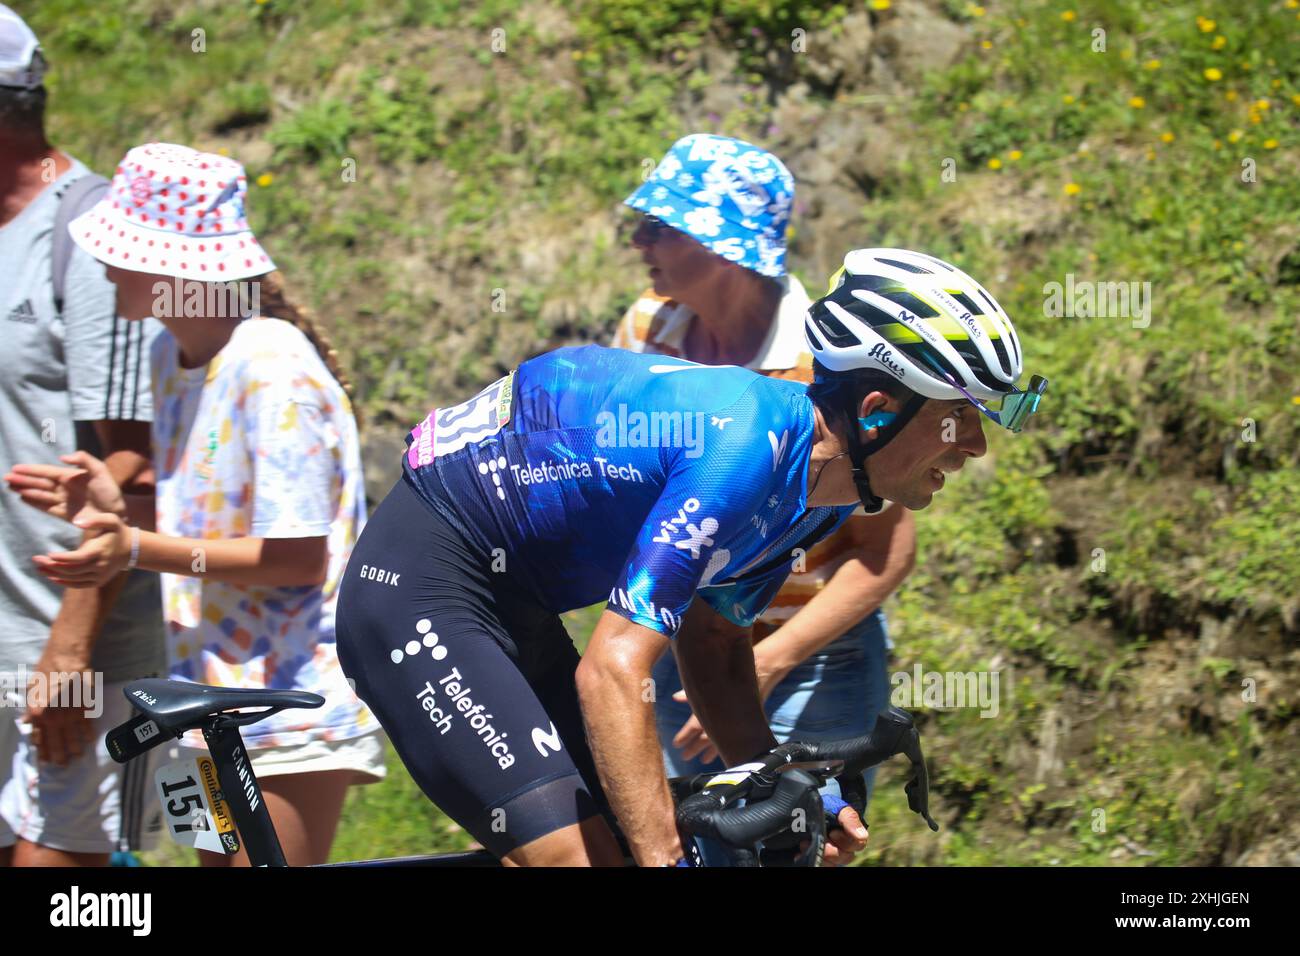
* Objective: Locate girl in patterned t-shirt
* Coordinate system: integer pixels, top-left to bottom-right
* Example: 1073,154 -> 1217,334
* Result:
8,144 -> 382,866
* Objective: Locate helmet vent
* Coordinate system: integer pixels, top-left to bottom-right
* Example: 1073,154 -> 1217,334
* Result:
878,290 -> 939,318
810,308 -> 860,347
877,257 -> 932,274
949,291 -> 984,315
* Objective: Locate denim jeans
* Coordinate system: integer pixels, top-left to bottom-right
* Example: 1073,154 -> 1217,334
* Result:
654,608 -> 892,864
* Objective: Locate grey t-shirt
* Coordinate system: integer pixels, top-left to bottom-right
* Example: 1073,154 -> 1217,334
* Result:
0,156 -> 166,682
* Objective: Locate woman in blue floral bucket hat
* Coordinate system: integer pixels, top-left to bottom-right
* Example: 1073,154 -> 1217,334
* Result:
625,132 -> 794,279
612,133 -> 915,866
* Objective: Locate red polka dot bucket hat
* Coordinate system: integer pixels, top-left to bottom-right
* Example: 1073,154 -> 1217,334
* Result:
69,142 -> 275,281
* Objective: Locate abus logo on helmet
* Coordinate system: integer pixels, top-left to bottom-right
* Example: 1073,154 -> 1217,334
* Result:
957,310 -> 983,340
867,343 -> 906,380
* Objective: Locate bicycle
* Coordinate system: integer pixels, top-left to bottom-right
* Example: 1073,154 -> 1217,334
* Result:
106,678 -> 939,867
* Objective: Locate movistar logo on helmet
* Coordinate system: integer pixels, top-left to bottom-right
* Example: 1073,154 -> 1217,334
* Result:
867,342 -> 906,380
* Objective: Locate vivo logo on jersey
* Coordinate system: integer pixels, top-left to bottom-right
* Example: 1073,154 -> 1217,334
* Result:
867,343 -> 906,380
652,497 -> 719,559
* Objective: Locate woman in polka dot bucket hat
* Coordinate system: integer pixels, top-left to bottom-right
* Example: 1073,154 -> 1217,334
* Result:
69,142 -> 273,279
20,142 -> 386,865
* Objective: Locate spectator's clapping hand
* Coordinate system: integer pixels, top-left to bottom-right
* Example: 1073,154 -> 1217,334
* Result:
32,512 -> 132,589
5,450 -> 126,523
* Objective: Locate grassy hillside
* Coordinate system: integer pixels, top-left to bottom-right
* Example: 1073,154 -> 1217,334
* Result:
27,0 -> 1299,865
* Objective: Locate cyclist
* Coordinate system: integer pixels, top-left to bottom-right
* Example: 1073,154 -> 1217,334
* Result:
335,247 -> 1047,866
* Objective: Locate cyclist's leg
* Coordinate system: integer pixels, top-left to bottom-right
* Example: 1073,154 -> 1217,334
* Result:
502,817 -> 622,867
338,479 -> 617,864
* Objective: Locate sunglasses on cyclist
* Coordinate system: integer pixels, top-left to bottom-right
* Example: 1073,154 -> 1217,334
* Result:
955,374 -> 1049,433
913,349 -> 1047,433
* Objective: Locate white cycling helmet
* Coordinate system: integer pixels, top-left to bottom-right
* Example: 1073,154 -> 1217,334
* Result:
805,248 -> 1046,432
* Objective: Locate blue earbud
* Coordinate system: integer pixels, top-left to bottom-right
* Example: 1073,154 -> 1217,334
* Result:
859,411 -> 897,431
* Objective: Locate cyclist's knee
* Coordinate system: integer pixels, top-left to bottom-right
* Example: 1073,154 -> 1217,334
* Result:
501,816 -> 623,867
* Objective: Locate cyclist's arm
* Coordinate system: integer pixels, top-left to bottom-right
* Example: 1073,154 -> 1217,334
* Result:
673,598 -> 777,765
753,505 -> 915,696
575,610 -> 684,867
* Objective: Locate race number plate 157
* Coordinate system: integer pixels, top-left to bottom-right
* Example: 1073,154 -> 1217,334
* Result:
154,754 -> 240,855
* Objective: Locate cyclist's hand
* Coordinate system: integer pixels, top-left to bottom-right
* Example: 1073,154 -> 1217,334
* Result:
670,691 -> 719,764
5,452 -> 126,523
818,806 -> 869,867
33,512 -> 132,588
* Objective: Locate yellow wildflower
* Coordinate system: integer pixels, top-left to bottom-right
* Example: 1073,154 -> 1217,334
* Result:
1061,11 -> 1076,22
871,0 -> 891,9
1211,35 -> 1226,50
1263,139 -> 1279,149
970,5 -> 986,16
1143,59 -> 1161,70
988,157 -> 1002,170
256,173 -> 273,187
1204,67 -> 1222,81
1129,96 -> 1145,108
1159,132 -> 1174,143
1225,89 -> 1238,101
1198,18 -> 1216,33
1063,94 -> 1076,104
1227,129 -> 1243,143
1008,149 -> 1023,161
981,39 -> 993,49
1064,182 -> 1081,196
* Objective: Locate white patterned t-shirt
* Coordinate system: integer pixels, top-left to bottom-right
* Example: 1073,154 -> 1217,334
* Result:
151,316 -> 375,747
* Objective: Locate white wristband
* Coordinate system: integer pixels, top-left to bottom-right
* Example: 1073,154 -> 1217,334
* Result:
126,525 -> 141,570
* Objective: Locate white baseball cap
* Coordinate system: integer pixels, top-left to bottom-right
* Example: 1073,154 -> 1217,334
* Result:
0,4 -> 45,90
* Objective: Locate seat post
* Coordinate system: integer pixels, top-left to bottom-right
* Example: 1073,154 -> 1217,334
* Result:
204,722 -> 287,867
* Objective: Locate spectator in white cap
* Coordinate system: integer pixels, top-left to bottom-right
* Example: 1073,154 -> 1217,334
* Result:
0,2 -> 167,868
7,142 -> 385,867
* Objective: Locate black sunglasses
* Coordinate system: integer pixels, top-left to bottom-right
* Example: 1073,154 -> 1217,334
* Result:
621,214 -> 676,244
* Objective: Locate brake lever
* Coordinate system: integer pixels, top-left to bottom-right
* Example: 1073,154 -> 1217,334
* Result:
902,725 -> 940,832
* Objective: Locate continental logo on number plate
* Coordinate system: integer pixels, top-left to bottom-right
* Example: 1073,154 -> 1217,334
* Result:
496,371 -> 514,426
198,756 -> 240,852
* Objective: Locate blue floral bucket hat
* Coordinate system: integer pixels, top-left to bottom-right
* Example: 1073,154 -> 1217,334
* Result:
624,134 -> 795,278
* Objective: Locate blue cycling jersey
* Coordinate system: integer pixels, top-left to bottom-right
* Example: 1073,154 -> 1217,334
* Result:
402,345 -> 854,637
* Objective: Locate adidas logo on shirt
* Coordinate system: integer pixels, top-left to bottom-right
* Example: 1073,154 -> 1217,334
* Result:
6,299 -> 37,324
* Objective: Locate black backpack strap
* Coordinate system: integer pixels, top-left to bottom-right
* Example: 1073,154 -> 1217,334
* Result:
52,172 -> 110,315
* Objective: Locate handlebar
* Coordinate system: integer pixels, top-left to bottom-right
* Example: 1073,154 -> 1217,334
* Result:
673,706 -> 939,864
